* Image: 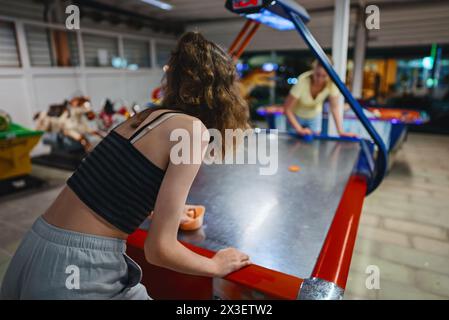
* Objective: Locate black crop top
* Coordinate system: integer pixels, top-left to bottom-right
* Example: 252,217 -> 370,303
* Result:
67,111 -> 183,234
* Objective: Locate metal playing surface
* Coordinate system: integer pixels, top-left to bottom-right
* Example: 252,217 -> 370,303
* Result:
141,132 -> 361,279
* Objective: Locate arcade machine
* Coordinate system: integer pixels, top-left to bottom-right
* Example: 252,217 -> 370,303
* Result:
0,111 -> 44,196
126,0 -> 388,300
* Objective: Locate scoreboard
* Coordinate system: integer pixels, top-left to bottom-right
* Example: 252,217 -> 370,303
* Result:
225,0 -> 272,14
225,0 -> 310,24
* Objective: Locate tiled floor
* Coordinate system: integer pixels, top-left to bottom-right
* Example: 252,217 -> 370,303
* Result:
344,133 -> 449,299
0,133 -> 448,299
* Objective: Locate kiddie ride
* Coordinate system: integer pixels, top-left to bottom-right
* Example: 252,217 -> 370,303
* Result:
126,0 -> 388,300
0,111 -> 44,196
32,97 -> 134,171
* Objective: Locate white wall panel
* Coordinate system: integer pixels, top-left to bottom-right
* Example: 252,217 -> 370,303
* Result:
0,76 -> 31,126
32,74 -> 80,112
85,74 -> 127,109
83,71 -> 163,111
123,71 -> 164,106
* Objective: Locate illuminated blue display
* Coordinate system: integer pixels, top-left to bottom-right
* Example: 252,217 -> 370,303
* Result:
422,56 -> 434,70
287,77 -> 298,85
246,9 -> 295,31
236,63 -> 249,72
236,62 -> 244,72
262,62 -> 278,72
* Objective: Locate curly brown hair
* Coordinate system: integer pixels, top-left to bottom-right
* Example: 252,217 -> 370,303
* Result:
130,32 -> 249,156
161,32 -> 249,135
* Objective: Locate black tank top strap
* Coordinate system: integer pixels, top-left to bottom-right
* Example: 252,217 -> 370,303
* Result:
128,110 -> 185,142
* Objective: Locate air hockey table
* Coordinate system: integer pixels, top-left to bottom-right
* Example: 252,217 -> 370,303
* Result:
128,132 -> 373,300
359,107 -> 428,152
126,0 -> 388,300
258,106 -> 429,154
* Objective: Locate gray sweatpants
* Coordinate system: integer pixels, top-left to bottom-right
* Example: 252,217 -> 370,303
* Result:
0,216 -> 150,300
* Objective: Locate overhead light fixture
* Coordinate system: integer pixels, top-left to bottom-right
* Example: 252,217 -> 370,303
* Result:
247,9 -> 295,31
140,0 -> 173,11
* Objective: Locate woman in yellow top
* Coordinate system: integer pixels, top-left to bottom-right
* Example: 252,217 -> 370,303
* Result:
283,59 -> 355,137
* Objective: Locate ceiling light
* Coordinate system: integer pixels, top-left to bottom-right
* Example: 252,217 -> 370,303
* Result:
140,0 -> 173,11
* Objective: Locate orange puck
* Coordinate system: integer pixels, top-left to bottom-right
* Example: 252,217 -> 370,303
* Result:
180,205 -> 206,231
288,165 -> 301,172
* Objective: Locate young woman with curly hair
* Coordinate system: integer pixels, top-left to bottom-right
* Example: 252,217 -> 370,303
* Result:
1,32 -> 251,300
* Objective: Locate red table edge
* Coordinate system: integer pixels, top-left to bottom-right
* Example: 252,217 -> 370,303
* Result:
127,174 -> 367,299
311,174 -> 368,290
127,229 -> 302,299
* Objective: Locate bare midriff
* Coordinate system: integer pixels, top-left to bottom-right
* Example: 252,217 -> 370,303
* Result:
42,186 -> 129,240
